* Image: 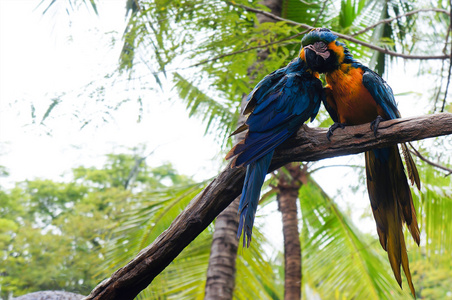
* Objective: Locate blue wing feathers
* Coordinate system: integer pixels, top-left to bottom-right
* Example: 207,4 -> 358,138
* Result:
228,57 -> 324,246
252,92 -> 281,114
360,66 -> 400,162
234,130 -> 291,167
233,60 -> 323,166
361,67 -> 400,120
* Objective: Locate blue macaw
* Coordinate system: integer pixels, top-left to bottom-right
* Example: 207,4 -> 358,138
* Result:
225,46 -> 324,247
302,28 -> 421,297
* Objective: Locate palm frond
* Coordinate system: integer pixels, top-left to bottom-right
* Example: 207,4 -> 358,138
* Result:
368,1 -> 392,75
281,0 -> 322,25
101,181 -> 208,273
338,0 -> 367,31
38,0 -> 98,15
172,72 -> 238,147
299,178 -> 410,299
100,178 -> 284,299
411,161 -> 452,255
138,230 -> 213,299
235,227 -> 283,300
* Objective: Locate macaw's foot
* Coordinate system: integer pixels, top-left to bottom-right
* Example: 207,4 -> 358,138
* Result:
370,115 -> 385,137
327,122 -> 347,141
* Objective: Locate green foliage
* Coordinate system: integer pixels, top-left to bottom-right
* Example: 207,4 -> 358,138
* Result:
281,0 -> 323,25
234,229 -> 282,300
38,0 -> 450,132
411,160 -> 452,256
116,0 -> 309,144
172,72 -> 239,146
72,153 -> 189,189
113,0 -> 430,146
339,0 -> 367,30
4,152 -> 450,299
410,255 -> 452,299
34,0 -> 452,298
101,176 -> 281,299
0,179 -> 107,296
299,178 -> 410,299
0,153 -> 193,298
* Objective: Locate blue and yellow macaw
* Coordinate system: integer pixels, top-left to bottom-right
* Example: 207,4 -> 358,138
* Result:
302,28 -> 421,296
226,47 -> 324,247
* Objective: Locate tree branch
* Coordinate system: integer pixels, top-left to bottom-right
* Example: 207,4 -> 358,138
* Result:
408,143 -> 452,176
312,0 -> 329,27
352,8 -> 450,37
161,4 -> 452,74
228,2 -> 451,60
84,113 -> 452,300
187,31 -> 308,69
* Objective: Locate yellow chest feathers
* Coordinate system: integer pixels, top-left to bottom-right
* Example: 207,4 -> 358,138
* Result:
326,64 -> 365,98
326,64 -> 379,124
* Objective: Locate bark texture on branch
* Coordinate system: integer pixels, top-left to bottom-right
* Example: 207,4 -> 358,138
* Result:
84,113 -> 452,300
204,198 -> 240,300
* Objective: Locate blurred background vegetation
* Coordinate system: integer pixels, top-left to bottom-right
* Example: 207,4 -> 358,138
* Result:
0,0 -> 451,299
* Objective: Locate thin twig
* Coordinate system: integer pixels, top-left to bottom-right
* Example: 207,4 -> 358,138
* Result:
408,143 -> 452,176
312,0 -> 329,28
228,2 -> 451,60
309,164 -> 364,174
441,5 -> 452,112
442,50 -> 452,112
298,0 -> 318,5
188,32 -> 307,69
433,28 -> 449,112
143,38 -> 298,76
145,3 -> 452,76
352,8 -> 450,37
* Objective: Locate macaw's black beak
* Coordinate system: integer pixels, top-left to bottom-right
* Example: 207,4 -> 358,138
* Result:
304,43 -> 333,73
304,46 -> 325,72
304,44 -> 316,56
304,46 -> 316,64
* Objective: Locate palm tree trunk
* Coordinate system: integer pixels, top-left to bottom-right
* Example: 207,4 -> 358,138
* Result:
204,198 -> 240,299
204,101 -> 246,300
277,163 -> 305,300
204,1 -> 282,299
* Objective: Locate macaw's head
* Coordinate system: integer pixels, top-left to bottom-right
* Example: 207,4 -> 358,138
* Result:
301,28 -> 344,73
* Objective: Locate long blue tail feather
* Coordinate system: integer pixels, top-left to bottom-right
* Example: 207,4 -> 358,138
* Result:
237,151 -> 274,247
